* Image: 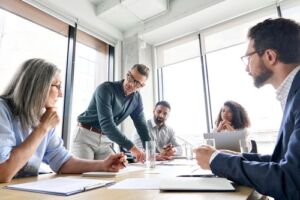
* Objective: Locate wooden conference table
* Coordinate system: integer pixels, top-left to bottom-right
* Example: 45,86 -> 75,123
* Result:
0,163 -> 253,200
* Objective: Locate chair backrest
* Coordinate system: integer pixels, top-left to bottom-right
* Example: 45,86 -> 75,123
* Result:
250,140 -> 258,153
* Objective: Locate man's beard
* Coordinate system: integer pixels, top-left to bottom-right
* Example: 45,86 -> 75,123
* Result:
154,117 -> 164,125
253,60 -> 273,88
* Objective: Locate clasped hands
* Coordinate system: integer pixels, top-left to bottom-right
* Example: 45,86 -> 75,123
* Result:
216,120 -> 235,132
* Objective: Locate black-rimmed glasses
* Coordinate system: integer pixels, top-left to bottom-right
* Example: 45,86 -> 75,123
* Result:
126,72 -> 145,88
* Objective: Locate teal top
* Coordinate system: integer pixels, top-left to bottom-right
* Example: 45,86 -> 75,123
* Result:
78,80 -> 150,150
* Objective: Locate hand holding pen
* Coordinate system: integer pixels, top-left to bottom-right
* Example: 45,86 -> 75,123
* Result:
161,144 -> 176,156
109,144 -> 127,168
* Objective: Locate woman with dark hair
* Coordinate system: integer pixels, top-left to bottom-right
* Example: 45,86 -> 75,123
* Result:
215,100 -> 250,132
0,58 -> 126,183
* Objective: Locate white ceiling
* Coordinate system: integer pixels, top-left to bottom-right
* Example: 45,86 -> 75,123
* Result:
23,0 -> 281,45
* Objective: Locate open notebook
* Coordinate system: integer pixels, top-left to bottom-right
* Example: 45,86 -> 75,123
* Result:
5,177 -> 114,196
159,177 -> 235,191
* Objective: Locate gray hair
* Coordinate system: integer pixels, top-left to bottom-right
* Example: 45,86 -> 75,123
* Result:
131,64 -> 150,78
1,58 -> 60,130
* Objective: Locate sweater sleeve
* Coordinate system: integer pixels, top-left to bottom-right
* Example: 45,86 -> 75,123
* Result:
95,84 -> 134,150
130,93 -> 150,148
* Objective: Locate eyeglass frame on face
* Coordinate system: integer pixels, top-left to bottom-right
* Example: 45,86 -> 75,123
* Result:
126,71 -> 145,88
51,84 -> 62,91
241,50 -> 265,66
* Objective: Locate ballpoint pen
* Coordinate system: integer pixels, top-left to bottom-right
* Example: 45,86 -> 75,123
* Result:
109,144 -> 127,168
163,144 -> 173,151
176,174 -> 216,178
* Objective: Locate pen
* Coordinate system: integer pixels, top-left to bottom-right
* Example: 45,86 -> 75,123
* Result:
109,144 -> 127,168
177,174 -> 216,178
191,168 -> 200,173
163,144 -> 173,150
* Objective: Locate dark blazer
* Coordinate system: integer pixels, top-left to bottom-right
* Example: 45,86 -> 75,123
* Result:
211,69 -> 300,200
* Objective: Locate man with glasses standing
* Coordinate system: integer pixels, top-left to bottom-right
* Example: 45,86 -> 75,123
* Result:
194,18 -> 300,200
72,64 -> 151,163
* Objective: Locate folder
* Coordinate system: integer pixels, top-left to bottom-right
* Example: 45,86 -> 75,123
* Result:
5,177 -> 114,196
159,177 -> 235,192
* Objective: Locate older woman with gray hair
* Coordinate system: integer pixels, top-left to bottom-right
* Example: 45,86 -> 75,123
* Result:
0,58 -> 126,183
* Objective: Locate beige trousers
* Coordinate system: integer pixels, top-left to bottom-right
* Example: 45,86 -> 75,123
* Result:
71,126 -> 113,160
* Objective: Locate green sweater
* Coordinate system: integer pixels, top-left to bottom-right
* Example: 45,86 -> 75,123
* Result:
78,80 -> 150,150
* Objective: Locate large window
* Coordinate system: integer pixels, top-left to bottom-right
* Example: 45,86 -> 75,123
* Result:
203,8 -> 280,154
69,30 -> 109,149
156,5 -> 282,153
206,44 -> 281,153
156,37 -> 207,144
161,57 -> 206,142
0,3 -> 68,136
281,0 -> 300,21
0,1 -> 110,150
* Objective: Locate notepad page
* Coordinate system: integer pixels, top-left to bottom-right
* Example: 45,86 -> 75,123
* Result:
82,165 -> 144,177
5,177 -> 113,196
159,177 -> 235,191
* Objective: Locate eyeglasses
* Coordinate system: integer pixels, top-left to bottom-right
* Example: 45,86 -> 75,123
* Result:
241,50 -> 264,66
51,84 -> 62,91
126,71 -> 145,88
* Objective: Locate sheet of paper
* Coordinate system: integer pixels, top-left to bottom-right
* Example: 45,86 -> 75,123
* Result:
5,177 -> 114,196
159,177 -> 235,191
82,165 -> 144,177
157,159 -> 197,166
144,165 -> 198,176
108,178 -> 160,190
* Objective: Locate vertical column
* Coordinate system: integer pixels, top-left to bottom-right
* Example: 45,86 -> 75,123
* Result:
62,24 -> 77,149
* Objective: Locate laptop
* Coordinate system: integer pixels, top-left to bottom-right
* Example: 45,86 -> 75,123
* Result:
203,130 -> 247,152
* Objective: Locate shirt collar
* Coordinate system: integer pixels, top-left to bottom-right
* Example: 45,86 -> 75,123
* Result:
276,65 -> 300,110
150,118 -> 166,129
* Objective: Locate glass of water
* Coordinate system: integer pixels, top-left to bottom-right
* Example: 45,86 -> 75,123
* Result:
145,141 -> 156,169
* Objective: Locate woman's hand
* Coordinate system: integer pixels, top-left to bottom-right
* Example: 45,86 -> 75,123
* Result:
223,121 -> 235,131
217,120 -> 234,132
101,153 -> 127,172
39,107 -> 60,131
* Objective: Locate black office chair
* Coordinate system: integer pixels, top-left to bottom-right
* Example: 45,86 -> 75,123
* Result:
250,140 -> 258,153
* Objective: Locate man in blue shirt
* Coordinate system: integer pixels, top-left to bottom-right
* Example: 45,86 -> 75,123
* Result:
72,64 -> 151,162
